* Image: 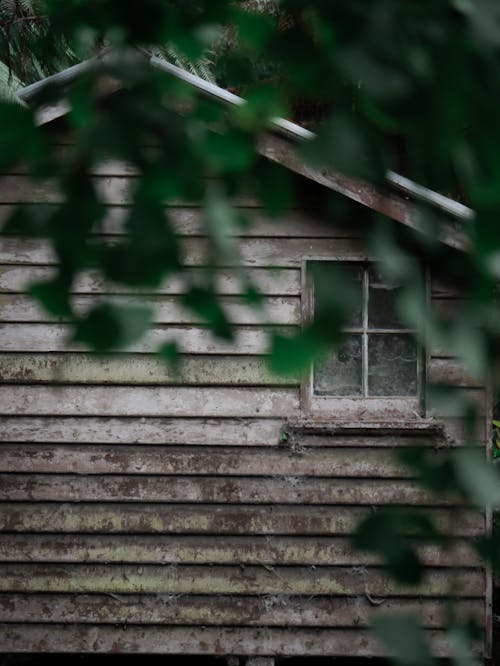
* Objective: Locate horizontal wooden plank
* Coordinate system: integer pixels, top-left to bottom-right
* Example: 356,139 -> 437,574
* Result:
0,324 -> 280,353
0,386 -> 298,417
0,204 -> 359,238
0,415 -> 478,448
438,417 -> 486,445
0,445 -> 414,477
0,563 -> 484,597
0,294 -> 300,325
428,358 -> 482,388
0,416 -> 286,445
0,265 -> 301,296
0,624 -> 454,657
0,236 -> 366,267
431,297 -> 467,320
427,388 -> 486,418
0,176 -> 239,206
0,474 -> 446,505
0,504 -> 483,536
431,278 -> 464,299
0,354 -> 297,386
0,534 -> 478,567
0,594 -> 482,628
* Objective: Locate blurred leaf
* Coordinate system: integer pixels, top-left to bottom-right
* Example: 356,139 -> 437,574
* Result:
252,161 -> 294,215
158,340 -> 181,377
29,278 -> 72,318
198,128 -> 255,172
0,102 -> 47,170
101,199 -> 180,287
453,447 -> 500,508
2,205 -> 52,237
182,285 -> 233,340
447,624 -> 480,666
371,614 -> 436,666
426,385 -> 477,419
68,74 -> 95,130
235,86 -> 286,131
269,328 -> 329,377
474,532 -> 500,571
73,302 -> 152,351
232,8 -> 275,49
300,112 -> 378,180
203,185 -> 239,260
353,508 -> 441,585
398,447 -> 457,495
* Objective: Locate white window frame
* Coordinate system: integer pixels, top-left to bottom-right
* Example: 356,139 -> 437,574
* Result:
301,258 -> 426,420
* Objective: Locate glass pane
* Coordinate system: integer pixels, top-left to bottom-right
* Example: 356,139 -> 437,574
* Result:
314,334 -> 363,396
313,263 -> 363,328
368,334 -> 418,396
368,269 -> 403,329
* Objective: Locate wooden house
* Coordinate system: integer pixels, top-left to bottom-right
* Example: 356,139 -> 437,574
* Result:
0,55 -> 491,660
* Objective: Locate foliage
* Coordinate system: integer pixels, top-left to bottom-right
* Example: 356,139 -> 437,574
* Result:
1,1 -> 500,664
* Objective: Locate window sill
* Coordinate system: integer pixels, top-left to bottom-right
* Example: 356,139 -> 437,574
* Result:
284,417 -> 446,439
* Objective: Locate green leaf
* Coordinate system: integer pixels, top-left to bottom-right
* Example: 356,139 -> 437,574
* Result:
0,102 -> 47,170
235,86 -> 286,131
398,447 -> 457,495
158,341 -> 181,378
29,278 -> 72,318
453,448 -> 500,507
447,625 -> 480,666
232,8 -> 275,49
252,161 -> 294,216
371,614 -> 436,666
198,128 -> 256,173
300,111 -> 378,180
203,186 -> 239,261
182,285 -> 233,340
73,302 -> 152,352
1,205 -> 52,238
269,328 -> 328,377
352,509 -> 428,585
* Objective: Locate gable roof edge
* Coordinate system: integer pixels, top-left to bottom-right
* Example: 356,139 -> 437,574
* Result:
17,53 -> 473,251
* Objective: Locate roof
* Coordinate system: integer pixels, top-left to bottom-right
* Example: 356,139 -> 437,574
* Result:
16,51 -> 473,252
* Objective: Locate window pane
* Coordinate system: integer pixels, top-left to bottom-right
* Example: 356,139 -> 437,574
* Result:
368,334 -> 418,396
314,334 -> 363,396
313,263 -> 363,328
368,269 -> 403,329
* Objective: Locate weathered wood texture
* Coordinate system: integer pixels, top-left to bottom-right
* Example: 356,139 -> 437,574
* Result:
0,323 -> 279,353
0,294 -> 300,324
0,624 -> 456,656
0,594 -> 482,626
0,353 -> 474,387
0,445 -> 451,477
0,386 -> 299,416
0,416 -> 484,445
0,236 -> 367,266
0,563 -> 484,595
0,535 -> 479,566
0,173 -> 489,657
0,265 -> 301,295
0,474 -> 456,505
0,353 -> 296,385
0,503 -> 482,537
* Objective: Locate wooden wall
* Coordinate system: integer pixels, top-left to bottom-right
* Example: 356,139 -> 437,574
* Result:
0,161 -> 489,656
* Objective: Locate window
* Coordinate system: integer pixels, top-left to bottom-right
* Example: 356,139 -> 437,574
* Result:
304,262 -> 423,418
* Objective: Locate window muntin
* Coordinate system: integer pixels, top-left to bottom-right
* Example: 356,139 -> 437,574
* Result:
308,262 -> 422,415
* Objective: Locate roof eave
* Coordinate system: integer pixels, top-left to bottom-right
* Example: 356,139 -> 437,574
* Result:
17,53 -> 473,252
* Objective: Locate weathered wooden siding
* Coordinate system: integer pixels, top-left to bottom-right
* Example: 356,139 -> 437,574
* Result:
0,167 -> 488,657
